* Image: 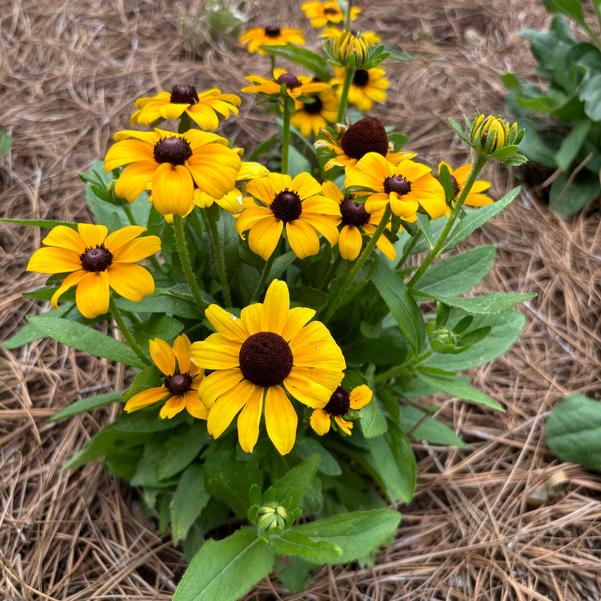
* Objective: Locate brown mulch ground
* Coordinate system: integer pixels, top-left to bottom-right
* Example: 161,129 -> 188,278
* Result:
2,0 -> 601,599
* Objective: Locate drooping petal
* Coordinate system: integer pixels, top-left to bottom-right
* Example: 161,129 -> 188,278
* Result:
75,272 -> 110,318
264,386 -> 298,455
183,390 -> 209,420
151,163 -> 194,217
42,226 -> 85,254
124,386 -> 170,412
27,247 -> 81,274
190,333 -> 241,370
198,368 -> 244,408
283,370 -> 333,408
50,270 -> 88,308
310,409 -> 331,436
349,384 -> 373,410
288,365 -> 343,392
207,380 -> 250,438
107,263 -> 155,301
205,305 -> 249,342
247,216 -> 283,260
160,395 -> 187,419
114,161 -> 157,202
172,334 -> 192,373
338,225 -> 362,260
286,220 -> 320,259
234,206 -> 273,235
261,279 -> 289,334
149,338 -> 176,376
237,384 -> 264,453
301,214 -> 339,246
185,145 -> 241,199
334,415 -> 353,435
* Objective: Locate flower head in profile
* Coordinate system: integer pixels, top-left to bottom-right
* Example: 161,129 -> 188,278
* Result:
316,117 -> 415,171
323,181 -> 396,261
438,162 -> 493,211
330,30 -> 368,66
239,25 -> 304,54
320,27 -> 380,46
291,89 -> 339,137
26,224 -> 160,319
104,128 -> 241,217
332,67 -> 388,112
242,68 -> 330,100
301,1 -> 361,29
236,171 -> 340,260
124,334 -> 207,420
130,85 -> 241,130
310,384 -> 372,436
345,153 -> 446,220
190,280 -> 346,455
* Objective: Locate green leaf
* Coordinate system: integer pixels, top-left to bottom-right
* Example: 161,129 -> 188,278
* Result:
122,365 -> 162,400
263,455 -> 320,515
415,213 -> 435,249
546,394 -> 601,472
443,187 -> 520,251
555,121 -> 592,170
275,556 -> 311,593
2,305 -> 71,349
294,437 -> 341,476
415,370 -> 504,411
171,465 -> 210,543
268,531 -> 341,563
400,406 -> 467,447
134,314 -> 184,347
431,292 -> 535,315
415,245 -> 496,297
27,316 -> 146,368
382,46 -> 413,61
372,257 -> 425,353
173,527 -> 274,601
116,293 -> 199,319
50,391 -> 122,422
0,130 -> 11,157
549,171 -> 600,216
290,509 -> 401,564
0,217 -> 75,228
262,45 -> 330,81
579,72 -> 601,120
543,0 -> 586,26
360,396 -> 388,438
158,425 -> 207,480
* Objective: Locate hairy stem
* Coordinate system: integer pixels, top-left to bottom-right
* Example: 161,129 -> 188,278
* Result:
110,299 -> 149,365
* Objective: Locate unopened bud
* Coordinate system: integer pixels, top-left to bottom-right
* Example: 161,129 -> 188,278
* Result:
256,504 -> 288,531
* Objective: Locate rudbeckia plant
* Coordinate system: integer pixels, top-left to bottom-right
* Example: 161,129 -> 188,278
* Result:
5,2 -> 530,600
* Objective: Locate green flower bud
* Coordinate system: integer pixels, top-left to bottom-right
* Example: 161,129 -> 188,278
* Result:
256,504 -> 288,531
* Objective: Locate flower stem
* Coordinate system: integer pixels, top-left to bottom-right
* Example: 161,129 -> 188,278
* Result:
322,205 -> 391,323
345,0 -> 353,29
336,66 -> 354,123
281,97 -> 292,175
109,299 -> 149,365
270,54 -> 276,75
252,252 -> 276,302
172,214 -> 207,310
204,208 -> 233,307
408,156 -> 487,287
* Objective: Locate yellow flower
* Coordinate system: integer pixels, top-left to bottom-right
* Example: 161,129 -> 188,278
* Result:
236,171 -> 340,260
320,27 -> 381,46
316,117 -> 416,171
470,114 -> 518,153
301,1 -> 361,28
345,153 -> 446,220
310,384 -> 372,436
242,68 -> 330,100
323,181 -> 396,261
104,128 -> 241,217
130,85 -> 241,130
331,30 -> 368,66
438,162 -> 493,210
190,280 -> 346,455
124,334 -> 207,420
291,89 -> 339,137
26,224 -> 160,319
332,67 -> 388,112
239,26 -> 304,54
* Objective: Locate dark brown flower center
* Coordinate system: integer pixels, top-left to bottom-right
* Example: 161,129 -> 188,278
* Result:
154,136 -> 192,165
239,332 -> 293,387
384,175 -> 411,196
170,84 -> 199,105
303,96 -> 323,115
264,26 -> 281,37
80,245 -> 112,272
270,190 -> 302,223
276,73 -> 302,89
340,117 -> 389,159
352,69 -> 369,87
324,386 -> 350,416
340,196 -> 370,227
165,372 -> 193,395
324,7 -> 339,15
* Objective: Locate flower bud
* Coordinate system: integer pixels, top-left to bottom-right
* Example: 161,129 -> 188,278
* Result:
331,30 -> 368,67
470,114 -> 514,153
256,504 -> 288,531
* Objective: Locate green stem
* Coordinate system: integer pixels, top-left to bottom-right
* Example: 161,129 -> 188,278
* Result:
172,214 -> 207,310
374,351 -> 432,384
204,208 -> 232,307
322,205 -> 391,323
345,0 -> 353,29
110,299 -> 149,365
592,0 -> 601,35
397,231 -> 421,270
322,253 -> 341,289
336,66 -> 354,123
270,54 -> 276,75
408,156 -> 487,287
252,252 -> 276,302
281,97 -> 292,175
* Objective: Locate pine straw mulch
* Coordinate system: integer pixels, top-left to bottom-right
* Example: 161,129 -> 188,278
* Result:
1,0 -> 601,599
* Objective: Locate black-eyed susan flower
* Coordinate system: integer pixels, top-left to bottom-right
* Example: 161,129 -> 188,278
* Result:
310,384 -> 372,436
242,68 -> 330,100
469,114 -> 521,154
301,1 -> 361,29
345,153 -> 447,220
26,224 -> 160,319
316,117 -> 415,171
323,181 -> 396,261
104,128 -> 241,217
130,85 -> 241,130
190,279 -> 346,455
438,162 -> 493,209
235,171 -> 340,260
291,89 -> 339,137
332,67 -> 388,112
124,334 -> 207,420
239,25 -> 304,54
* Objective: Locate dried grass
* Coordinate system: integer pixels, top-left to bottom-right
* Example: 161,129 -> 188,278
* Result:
1,0 -> 600,599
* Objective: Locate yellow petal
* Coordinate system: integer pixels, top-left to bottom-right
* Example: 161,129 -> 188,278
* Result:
42,226 -> 85,254
198,368 -> 244,408
77,224 -> 108,248
292,171 -> 321,200
289,321 -> 346,372
184,389 -> 208,420
160,102 -> 189,120
75,272 -> 110,319
284,370 -> 333,408
104,139 -> 154,171
349,384 -> 373,410
114,161 -> 157,202
240,303 -> 263,335
345,152 -> 390,191
112,234 -> 161,263
237,384 -> 264,453
286,220 -> 320,259
190,333 -> 241,370
27,247 -> 81,274
334,415 -> 353,435
151,163 -> 194,217
338,225 -> 362,261
160,395 -> 187,419
172,334 -> 192,373
124,386 -> 170,412
149,338 -> 176,376
375,232 -> 397,261
248,216 -> 282,260
205,305 -> 249,342
186,145 -> 241,199
50,270 -> 87,308
310,409 -> 331,436
107,263 -> 155,301
281,307 -> 316,342
261,279 -> 289,334
245,177 -> 276,205
207,380 -> 251,438
264,386 -> 298,455
104,226 -> 147,255
301,214 -> 339,246
288,365 -> 343,392
235,206 -> 273,234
